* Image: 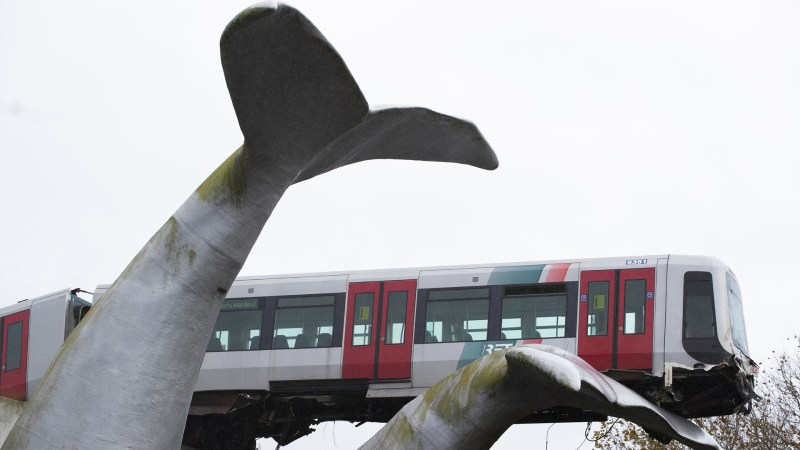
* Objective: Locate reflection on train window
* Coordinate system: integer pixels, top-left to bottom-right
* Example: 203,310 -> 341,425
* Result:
274,295 -> 335,349
352,293 -> 373,346
384,292 -> 407,344
425,288 -> 489,342
623,280 -> 646,334
207,298 -> 263,352
587,281 -> 609,336
684,272 -> 716,338
6,321 -> 23,371
727,272 -> 749,354
501,284 -> 566,339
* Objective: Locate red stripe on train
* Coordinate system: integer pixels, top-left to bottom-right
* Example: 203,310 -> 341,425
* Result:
544,263 -> 571,282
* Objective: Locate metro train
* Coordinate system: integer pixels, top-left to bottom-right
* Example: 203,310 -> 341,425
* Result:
0,289 -> 90,401
3,255 -> 756,448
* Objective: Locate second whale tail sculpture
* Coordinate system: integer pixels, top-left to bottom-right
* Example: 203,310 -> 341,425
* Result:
362,345 -> 721,450
2,4 -> 496,449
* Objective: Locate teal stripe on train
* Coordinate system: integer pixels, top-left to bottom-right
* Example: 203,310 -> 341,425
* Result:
487,265 -> 546,285
457,340 -> 518,369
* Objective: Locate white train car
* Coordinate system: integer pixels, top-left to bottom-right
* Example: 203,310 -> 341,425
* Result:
3,255 -> 756,448
174,255 -> 757,447
0,288 -> 90,401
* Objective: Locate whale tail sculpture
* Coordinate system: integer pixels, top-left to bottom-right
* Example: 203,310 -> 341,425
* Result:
2,4 -> 496,449
362,345 -> 721,450
220,5 -> 497,187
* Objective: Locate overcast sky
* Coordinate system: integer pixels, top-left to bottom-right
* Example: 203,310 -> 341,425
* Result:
2,1 -> 799,448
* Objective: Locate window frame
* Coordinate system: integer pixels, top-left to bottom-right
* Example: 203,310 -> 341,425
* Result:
384,291 -> 408,345
586,281 -> 610,337
681,271 -> 729,364
726,272 -> 749,355
423,287 -> 491,343
500,283 -> 568,339
682,272 -> 717,339
351,292 -> 374,346
5,321 -> 23,371
622,279 -> 647,335
273,294 -> 337,349
207,298 -> 265,352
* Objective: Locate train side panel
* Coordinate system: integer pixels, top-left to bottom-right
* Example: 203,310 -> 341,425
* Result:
0,289 -> 78,401
664,255 -> 738,368
408,263 -> 579,391
27,290 -> 72,398
652,258 -> 669,376
196,275 -> 348,393
4,254 -> 755,450
98,255 -> 761,433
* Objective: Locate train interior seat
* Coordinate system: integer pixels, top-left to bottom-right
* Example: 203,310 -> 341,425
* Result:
425,331 -> 439,343
207,337 -> 223,352
316,333 -> 331,347
228,335 -> 246,351
273,335 -> 289,349
294,334 -> 310,348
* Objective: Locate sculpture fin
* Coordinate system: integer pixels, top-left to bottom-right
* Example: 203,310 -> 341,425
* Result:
297,107 -> 498,183
506,346 -> 721,450
221,4 -> 497,183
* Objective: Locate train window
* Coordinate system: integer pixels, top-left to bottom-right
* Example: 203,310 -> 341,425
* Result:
6,321 -> 24,371
384,292 -> 407,345
208,298 -> 263,352
69,292 -> 92,336
587,281 -> 609,336
683,272 -> 716,338
727,272 -> 749,354
425,288 -> 489,342
274,295 -> 335,348
623,280 -> 646,334
501,284 -> 567,339
352,293 -> 374,346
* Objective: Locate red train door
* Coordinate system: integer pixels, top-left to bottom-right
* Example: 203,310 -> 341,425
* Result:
342,280 -> 416,380
578,268 -> 655,372
0,310 -> 30,400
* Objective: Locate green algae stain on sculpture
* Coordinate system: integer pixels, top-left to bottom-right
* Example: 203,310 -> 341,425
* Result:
426,349 -> 508,424
160,217 -> 200,286
393,416 -> 415,446
196,146 -> 248,207
188,248 -> 197,266
165,217 -> 197,267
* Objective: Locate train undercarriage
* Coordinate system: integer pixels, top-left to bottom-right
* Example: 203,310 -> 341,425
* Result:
182,380 -> 402,449
181,362 -> 754,450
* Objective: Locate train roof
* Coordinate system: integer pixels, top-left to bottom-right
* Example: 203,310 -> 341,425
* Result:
230,254 -> 723,281
92,254 -> 730,299
1,288 -> 78,316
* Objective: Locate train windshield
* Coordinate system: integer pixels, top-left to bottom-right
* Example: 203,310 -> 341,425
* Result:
726,272 -> 749,355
